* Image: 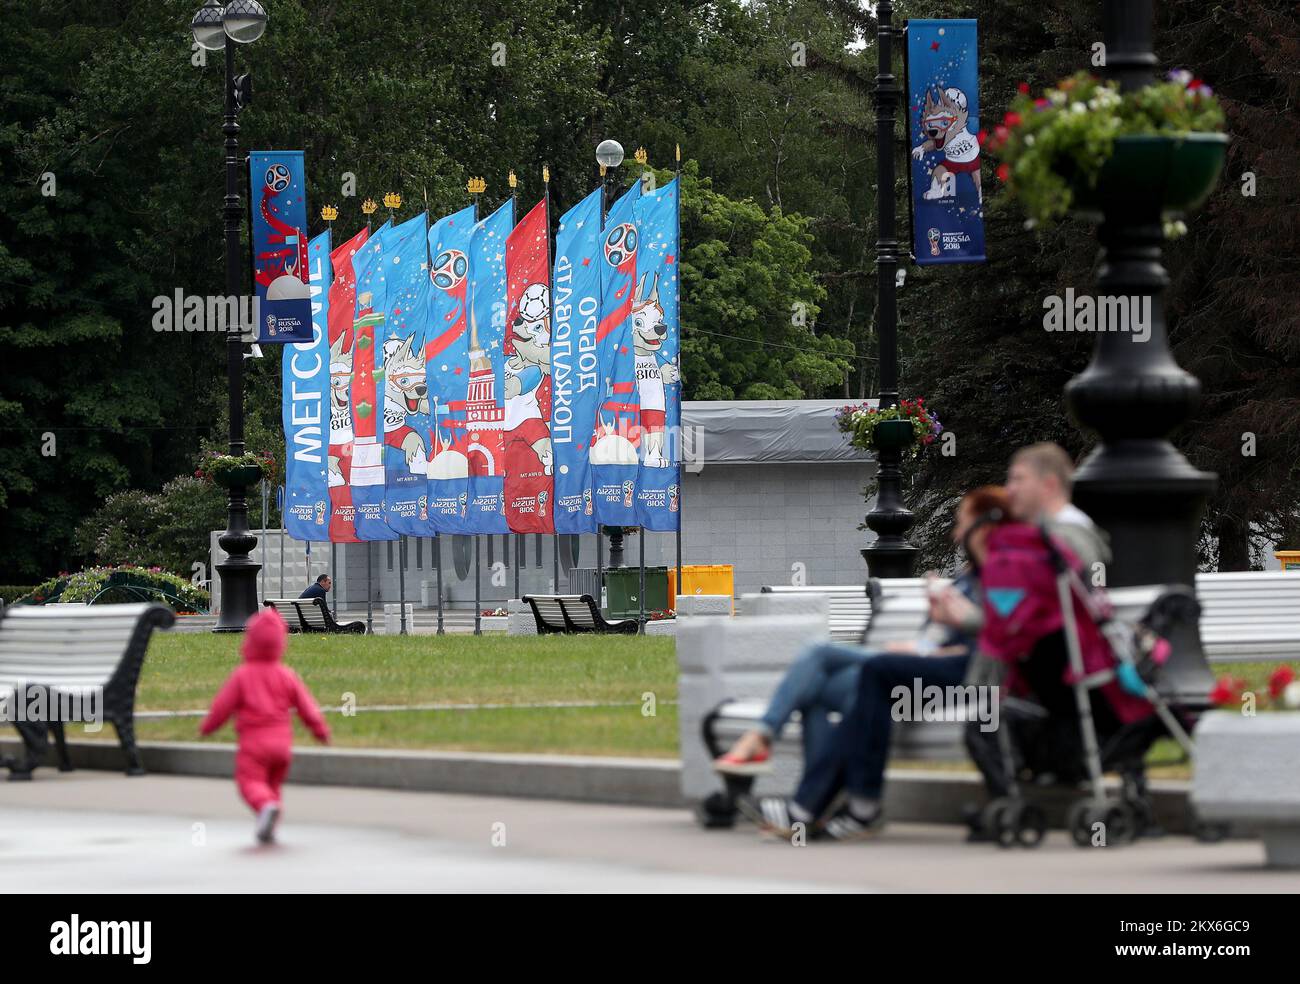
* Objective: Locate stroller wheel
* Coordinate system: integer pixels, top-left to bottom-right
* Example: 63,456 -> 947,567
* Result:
980,798 -> 1015,848
1015,803 -> 1047,848
1068,799 -> 1105,848
1104,802 -> 1137,846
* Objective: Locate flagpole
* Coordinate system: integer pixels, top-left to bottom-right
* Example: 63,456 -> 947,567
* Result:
633,149 -> 649,634
508,169 -> 522,603
420,188 -> 445,636
674,143 -> 684,600
383,193 -> 409,637
468,177 -> 485,636
543,163 -> 562,594
360,198 -> 378,633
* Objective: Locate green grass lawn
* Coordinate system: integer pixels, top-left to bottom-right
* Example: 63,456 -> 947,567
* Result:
71,632 -> 679,757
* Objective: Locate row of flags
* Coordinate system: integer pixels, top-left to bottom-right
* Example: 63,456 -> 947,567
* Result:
281,175 -> 682,542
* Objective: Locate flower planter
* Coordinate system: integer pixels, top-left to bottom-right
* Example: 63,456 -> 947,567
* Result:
212,465 -> 263,488
1069,133 -> 1229,220
479,616 -> 509,633
1192,710 -> 1300,868
871,419 -> 917,453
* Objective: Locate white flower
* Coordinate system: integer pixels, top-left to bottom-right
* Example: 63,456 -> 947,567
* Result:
1071,102 -> 1087,114
1024,133 -> 1036,146
1049,90 -> 1067,106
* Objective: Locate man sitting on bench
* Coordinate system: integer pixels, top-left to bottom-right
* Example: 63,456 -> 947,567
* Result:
300,574 -> 332,605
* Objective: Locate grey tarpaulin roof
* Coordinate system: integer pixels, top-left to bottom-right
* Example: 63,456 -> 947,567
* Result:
680,399 -> 879,465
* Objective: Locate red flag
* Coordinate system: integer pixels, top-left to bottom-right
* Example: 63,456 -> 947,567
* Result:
503,198 -> 554,533
326,225 -> 369,543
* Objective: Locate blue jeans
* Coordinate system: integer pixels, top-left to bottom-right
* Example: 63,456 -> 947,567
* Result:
793,653 -> 970,816
759,641 -> 875,771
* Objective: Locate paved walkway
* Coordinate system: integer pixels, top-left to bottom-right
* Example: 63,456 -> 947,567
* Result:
3,772 -> 1296,892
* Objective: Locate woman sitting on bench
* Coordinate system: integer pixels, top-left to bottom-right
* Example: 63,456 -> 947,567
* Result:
713,487 -> 1010,795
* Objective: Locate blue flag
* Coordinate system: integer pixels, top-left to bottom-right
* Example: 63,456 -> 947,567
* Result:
465,198 -> 514,533
551,188 -> 603,534
348,221 -> 399,541
248,150 -> 313,343
281,230 -> 332,539
423,206 -> 477,534
632,178 -> 682,530
907,18 -> 987,264
591,181 -> 643,527
379,213 -> 434,535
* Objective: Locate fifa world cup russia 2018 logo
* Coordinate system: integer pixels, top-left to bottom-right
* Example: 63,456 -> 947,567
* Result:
314,500 -> 327,525
668,484 -> 679,513
458,492 -> 468,518
266,312 -> 277,336
418,495 -> 428,521
583,488 -> 592,516
927,228 -> 942,256
538,490 -> 549,518
622,480 -> 635,508
604,223 -> 638,267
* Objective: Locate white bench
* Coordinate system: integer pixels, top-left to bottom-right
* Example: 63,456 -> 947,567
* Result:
1195,571 -> 1300,662
758,585 -> 874,642
0,602 -> 175,778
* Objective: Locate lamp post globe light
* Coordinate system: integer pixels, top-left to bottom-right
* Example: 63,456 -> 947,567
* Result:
192,1 -> 269,632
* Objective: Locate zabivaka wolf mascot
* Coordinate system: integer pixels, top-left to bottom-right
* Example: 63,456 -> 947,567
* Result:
630,272 -> 680,468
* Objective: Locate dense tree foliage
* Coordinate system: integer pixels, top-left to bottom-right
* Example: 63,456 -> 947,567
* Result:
1,0 -> 1294,579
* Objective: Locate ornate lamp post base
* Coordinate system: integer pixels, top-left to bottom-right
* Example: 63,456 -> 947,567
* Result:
214,488 -> 262,632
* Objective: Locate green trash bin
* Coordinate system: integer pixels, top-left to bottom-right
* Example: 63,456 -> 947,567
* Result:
604,566 -> 669,620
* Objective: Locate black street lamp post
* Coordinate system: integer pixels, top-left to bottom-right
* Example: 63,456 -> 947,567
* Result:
861,0 -> 920,579
1065,0 -> 1217,703
595,139 -> 627,570
193,1 -> 268,632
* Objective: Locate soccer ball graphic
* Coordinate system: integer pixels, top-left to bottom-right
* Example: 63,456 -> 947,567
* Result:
264,163 -> 292,193
518,283 -> 549,324
604,223 -> 637,267
431,249 -> 468,291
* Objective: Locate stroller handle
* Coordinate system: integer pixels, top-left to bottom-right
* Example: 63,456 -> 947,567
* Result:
1037,522 -> 1073,574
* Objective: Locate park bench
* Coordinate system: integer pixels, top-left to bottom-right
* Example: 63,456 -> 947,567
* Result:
0,602 -> 175,779
522,594 -> 638,635
758,585 -> 873,642
1195,571 -> 1300,661
262,597 -> 365,634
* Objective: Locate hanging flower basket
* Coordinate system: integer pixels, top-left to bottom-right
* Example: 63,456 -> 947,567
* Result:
835,399 -> 942,461
199,451 -> 272,489
986,70 -> 1227,233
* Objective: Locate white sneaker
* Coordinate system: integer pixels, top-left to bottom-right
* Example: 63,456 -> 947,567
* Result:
255,803 -> 281,844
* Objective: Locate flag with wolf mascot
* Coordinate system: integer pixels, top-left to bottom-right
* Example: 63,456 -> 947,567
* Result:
378,212 -> 434,535
326,224 -> 368,543
348,220 -> 399,541
503,197 -> 555,533
282,229 -> 332,541
632,177 -> 682,530
591,180 -> 643,527
423,205 -> 478,535
463,198 -> 514,534
550,188 -> 603,534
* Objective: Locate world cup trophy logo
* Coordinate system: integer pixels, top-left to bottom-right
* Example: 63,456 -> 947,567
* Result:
431,248 -> 468,292
583,488 -> 592,516
458,491 -> 468,518
418,494 -> 428,521
314,500 -> 327,525
622,480 -> 635,508
927,228 -> 942,257
266,312 -> 276,336
668,484 -> 679,513
538,490 -> 549,518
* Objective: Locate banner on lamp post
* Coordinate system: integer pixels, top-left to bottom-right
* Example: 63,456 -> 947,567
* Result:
906,19 -> 987,265
249,150 -> 315,341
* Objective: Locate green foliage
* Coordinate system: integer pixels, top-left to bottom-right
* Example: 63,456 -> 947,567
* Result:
989,71 -> 1225,224
74,475 -> 226,577
18,565 -> 209,612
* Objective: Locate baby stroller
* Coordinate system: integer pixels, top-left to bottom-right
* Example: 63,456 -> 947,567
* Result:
966,522 -> 1197,849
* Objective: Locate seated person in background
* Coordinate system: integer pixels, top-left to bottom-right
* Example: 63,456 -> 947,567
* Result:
300,574 -> 332,604
745,485 -> 1013,840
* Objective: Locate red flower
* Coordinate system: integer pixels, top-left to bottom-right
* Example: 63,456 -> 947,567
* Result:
1004,111 -> 1023,128
976,128 -> 987,145
1269,665 -> 1296,699
1208,676 -> 1240,707
1017,82 -> 1030,94
1034,98 -> 1050,110
996,163 -> 1010,182
994,124 -> 1010,143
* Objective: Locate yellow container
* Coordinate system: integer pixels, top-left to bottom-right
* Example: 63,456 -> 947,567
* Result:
668,564 -> 735,612
1275,550 -> 1300,571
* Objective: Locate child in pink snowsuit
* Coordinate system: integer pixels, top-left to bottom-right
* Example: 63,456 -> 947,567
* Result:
199,607 -> 330,843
